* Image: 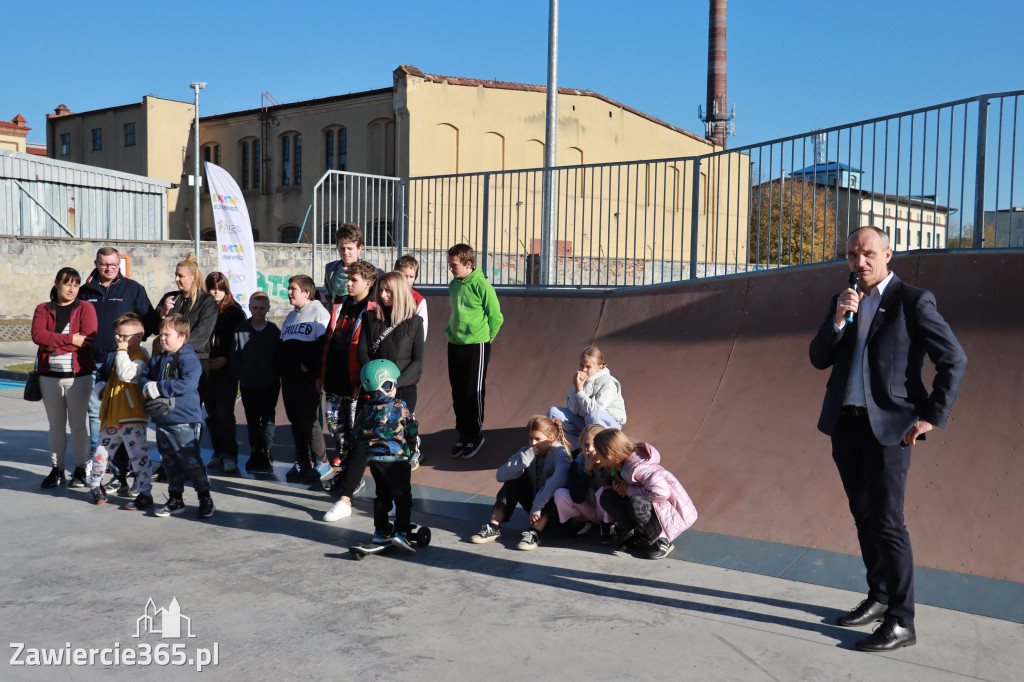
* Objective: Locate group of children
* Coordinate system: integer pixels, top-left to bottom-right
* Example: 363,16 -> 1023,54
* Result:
75,222 -> 695,559
465,347 -> 697,559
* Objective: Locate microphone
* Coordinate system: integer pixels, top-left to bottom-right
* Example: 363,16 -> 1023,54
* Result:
845,272 -> 861,324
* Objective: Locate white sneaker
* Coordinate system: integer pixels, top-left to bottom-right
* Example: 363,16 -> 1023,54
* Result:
323,499 -> 352,522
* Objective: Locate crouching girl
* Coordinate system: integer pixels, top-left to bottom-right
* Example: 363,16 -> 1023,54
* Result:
593,429 -> 698,559
470,415 -> 572,551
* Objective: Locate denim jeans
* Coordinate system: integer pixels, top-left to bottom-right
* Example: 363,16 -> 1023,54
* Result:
155,422 -> 210,496
546,405 -> 621,449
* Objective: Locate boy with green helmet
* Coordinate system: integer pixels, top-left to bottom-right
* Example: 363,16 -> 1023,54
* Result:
353,359 -> 420,552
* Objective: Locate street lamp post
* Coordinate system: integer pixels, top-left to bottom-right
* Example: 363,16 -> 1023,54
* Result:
190,82 -> 206,262
540,0 -> 559,286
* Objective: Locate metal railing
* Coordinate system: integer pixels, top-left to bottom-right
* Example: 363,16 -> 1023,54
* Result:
311,170 -> 402,284
312,90 -> 1024,288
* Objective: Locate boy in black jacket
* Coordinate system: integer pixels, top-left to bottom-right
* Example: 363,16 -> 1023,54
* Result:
231,292 -> 280,473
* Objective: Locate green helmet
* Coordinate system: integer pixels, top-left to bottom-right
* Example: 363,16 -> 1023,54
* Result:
360,359 -> 401,393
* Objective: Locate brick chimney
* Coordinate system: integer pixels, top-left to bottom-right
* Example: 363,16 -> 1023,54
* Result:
704,0 -> 731,148
48,104 -> 72,119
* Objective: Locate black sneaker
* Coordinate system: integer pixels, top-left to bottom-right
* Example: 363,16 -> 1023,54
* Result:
90,486 -> 108,505
41,466 -> 65,489
104,477 -> 130,496
461,437 -> 485,459
599,522 -> 616,544
68,466 -> 88,488
123,493 -> 154,511
645,538 -> 675,560
245,448 -> 274,473
197,497 -> 215,519
450,441 -> 465,458
612,528 -> 644,552
154,498 -> 186,517
284,462 -> 305,482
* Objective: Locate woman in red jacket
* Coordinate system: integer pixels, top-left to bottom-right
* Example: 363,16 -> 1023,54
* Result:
31,267 -> 98,488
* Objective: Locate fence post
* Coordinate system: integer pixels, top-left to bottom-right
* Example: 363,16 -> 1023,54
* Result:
395,178 -> 406,258
689,158 -> 702,279
481,172 -> 490,279
973,96 -> 989,249
312,178 -> 319,286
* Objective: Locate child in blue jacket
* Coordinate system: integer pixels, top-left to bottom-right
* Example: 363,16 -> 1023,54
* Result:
141,314 -> 215,519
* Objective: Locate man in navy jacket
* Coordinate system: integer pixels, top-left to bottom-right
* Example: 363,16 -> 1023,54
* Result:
809,226 -> 966,652
78,246 -> 157,456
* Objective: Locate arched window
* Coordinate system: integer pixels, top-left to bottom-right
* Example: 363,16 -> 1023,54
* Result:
324,126 -> 347,171
239,138 -> 259,191
433,123 -> 459,175
368,118 -> 394,175
279,132 -> 301,186
201,143 -> 220,193
527,139 -> 545,168
483,132 -> 505,171
278,224 -> 301,243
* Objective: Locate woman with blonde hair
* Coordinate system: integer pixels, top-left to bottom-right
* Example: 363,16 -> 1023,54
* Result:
356,271 -> 424,412
162,254 -> 217,368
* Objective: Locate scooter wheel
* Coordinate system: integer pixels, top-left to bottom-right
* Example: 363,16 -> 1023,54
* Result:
415,527 -> 431,548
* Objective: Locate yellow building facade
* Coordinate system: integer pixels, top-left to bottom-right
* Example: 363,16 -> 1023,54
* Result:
45,97 -> 196,239
44,67 -> 749,272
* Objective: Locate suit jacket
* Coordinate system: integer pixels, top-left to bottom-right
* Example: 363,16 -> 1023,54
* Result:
809,273 -> 967,446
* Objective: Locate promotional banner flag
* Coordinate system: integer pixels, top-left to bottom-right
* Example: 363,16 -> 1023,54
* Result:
204,162 -> 256,316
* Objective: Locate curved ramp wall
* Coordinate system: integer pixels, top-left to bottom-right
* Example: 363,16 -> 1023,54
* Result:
413,251 -> 1023,583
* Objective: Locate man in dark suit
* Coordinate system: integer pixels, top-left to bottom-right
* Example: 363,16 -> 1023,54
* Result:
809,226 -> 967,652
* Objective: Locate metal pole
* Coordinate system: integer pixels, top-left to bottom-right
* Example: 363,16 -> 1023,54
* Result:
972,96 -> 989,248
541,0 -> 559,285
190,82 -> 206,262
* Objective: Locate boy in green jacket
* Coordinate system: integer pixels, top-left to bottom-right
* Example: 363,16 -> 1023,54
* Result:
444,243 -> 503,459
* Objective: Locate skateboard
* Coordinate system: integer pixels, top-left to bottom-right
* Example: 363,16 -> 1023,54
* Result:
350,525 -> 431,560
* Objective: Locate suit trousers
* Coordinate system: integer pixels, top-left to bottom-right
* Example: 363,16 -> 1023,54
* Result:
831,412 -> 915,627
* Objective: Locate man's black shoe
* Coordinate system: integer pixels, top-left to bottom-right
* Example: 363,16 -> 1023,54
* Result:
855,617 -> 916,652
836,598 -> 888,627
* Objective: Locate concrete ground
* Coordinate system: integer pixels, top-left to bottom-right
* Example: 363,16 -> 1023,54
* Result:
1,357 -> 1021,680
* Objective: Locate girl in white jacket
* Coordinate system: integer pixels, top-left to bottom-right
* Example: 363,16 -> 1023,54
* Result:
547,346 -> 626,447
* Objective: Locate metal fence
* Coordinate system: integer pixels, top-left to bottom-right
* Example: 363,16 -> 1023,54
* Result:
311,170 -> 402,283
312,90 -> 1024,288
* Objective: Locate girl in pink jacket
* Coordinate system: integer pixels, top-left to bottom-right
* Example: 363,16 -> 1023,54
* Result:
593,429 -> 698,560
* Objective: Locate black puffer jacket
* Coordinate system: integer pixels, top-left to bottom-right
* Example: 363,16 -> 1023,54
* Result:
357,307 -> 424,388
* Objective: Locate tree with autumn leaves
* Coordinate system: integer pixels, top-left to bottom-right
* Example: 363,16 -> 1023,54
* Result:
748,178 -> 839,266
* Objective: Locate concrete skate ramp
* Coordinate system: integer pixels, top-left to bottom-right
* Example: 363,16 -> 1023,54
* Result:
411,251 -> 1024,584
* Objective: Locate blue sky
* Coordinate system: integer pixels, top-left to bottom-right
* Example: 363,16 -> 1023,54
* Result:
6,1 -> 1022,150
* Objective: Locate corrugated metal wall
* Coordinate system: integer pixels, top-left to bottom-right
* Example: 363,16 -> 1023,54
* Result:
0,150 -> 169,240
